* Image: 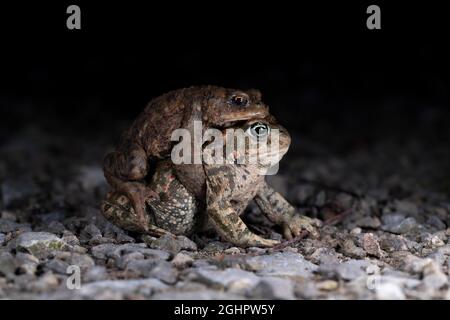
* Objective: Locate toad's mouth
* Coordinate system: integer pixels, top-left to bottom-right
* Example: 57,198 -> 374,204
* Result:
220,109 -> 268,125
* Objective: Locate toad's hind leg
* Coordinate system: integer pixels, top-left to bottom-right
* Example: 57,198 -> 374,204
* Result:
101,191 -> 170,236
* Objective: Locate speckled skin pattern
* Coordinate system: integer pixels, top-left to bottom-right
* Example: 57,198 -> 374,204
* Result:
101,119 -> 321,247
102,160 -> 199,236
103,86 -> 270,229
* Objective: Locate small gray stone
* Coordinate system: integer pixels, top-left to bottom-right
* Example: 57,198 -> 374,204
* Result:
383,217 -> 417,234
15,252 -> 40,275
80,223 -> 103,241
427,244 -> 450,266
176,236 -> 198,251
0,251 -> 16,276
390,251 -> 432,274
149,234 -> 181,254
340,239 -> 366,259
309,247 -> 341,265
126,259 -> 177,284
68,253 -> 96,272
83,266 -> 109,282
45,221 -> 66,235
362,233 -> 382,258
355,216 -> 381,229
332,260 -> 372,281
426,215 -> 447,231
12,232 -> 68,258
379,234 -> 409,252
152,289 -> 243,300
77,278 -> 168,299
421,233 -> 445,249
376,283 -> 406,300
194,268 -> 260,290
147,261 -> 178,284
422,261 -> 448,290
381,213 -> 406,227
336,260 -> 370,281
115,252 -> 145,269
0,233 -> 5,245
171,252 -> 194,268
0,218 -> 31,233
91,243 -> 170,261
45,259 -> 70,274
252,277 -> 295,299
61,231 -> 80,246
243,252 -> 317,279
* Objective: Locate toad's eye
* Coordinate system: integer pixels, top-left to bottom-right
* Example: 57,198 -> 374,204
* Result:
230,95 -> 249,107
248,122 -> 270,138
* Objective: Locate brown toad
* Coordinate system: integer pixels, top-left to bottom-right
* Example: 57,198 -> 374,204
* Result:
103,86 -> 270,228
102,119 -> 320,247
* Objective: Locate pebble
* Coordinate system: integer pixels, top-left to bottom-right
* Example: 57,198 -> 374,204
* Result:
171,252 -> 194,268
320,259 -> 373,281
375,283 -> 406,300
12,232 -> 68,258
362,233 -> 382,258
77,278 -> 168,299
422,261 -> 448,290
317,280 -> 339,291
194,268 -> 260,290
383,217 -> 417,234
83,266 -> 109,282
147,261 -> 178,284
27,272 -> 59,292
355,216 -> 381,229
390,251 -> 432,274
0,218 -> 31,233
148,234 -> 182,254
426,215 -> 447,231
252,277 -> 295,299
0,251 -> 16,277
340,239 -> 366,259
91,243 -> 170,261
243,252 -> 318,279
15,252 -> 40,275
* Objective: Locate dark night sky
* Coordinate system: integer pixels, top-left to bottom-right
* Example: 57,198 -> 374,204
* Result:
0,2 -> 449,141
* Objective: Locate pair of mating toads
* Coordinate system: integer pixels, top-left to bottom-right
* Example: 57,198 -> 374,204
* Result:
101,86 -> 321,248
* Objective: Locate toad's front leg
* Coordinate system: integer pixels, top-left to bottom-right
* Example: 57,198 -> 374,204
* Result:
255,182 -> 321,240
206,170 -> 279,248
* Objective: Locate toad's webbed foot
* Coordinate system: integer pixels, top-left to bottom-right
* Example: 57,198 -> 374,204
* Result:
281,215 -> 322,240
255,181 -> 322,240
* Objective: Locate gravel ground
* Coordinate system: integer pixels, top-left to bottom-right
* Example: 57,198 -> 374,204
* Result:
1,113 -> 450,300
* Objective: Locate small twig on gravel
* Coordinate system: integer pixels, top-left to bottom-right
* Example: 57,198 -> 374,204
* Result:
269,230 -> 309,251
322,209 -> 352,226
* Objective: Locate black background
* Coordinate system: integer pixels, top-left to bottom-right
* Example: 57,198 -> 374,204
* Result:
0,1 -> 449,145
